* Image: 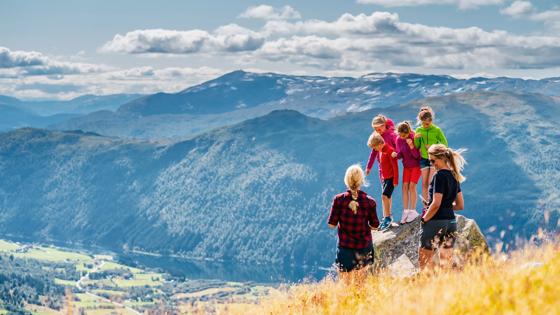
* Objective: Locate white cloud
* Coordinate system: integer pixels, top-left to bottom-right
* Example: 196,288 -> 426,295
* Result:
98,9 -> 560,72
357,0 -> 503,10
500,1 -> 534,17
239,5 -> 301,20
0,66 -> 224,100
0,46 -> 106,75
7,6 -> 560,100
530,9 -> 560,31
100,26 -> 264,54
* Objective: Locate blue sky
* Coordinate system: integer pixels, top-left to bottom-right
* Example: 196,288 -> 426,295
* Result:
1,0 -> 560,99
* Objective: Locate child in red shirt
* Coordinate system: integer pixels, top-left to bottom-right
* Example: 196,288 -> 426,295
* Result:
367,132 -> 399,231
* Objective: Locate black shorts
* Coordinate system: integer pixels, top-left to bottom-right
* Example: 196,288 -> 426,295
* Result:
382,178 -> 395,197
335,244 -> 374,272
420,219 -> 457,250
420,158 -> 431,169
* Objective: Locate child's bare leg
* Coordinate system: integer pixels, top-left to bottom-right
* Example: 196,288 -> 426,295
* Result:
421,168 -> 430,202
402,183 -> 410,210
382,195 -> 391,217
409,183 -> 418,210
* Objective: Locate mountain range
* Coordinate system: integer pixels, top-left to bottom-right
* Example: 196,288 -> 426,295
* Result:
50,70 -> 560,140
1,89 -> 557,267
0,94 -> 142,132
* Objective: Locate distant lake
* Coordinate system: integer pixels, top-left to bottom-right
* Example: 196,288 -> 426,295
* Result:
117,252 -> 332,284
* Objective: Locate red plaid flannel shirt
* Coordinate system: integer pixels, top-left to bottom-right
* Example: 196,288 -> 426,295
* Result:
328,190 -> 379,249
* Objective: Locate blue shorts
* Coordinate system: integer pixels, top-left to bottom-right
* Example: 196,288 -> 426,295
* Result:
382,178 -> 395,197
420,158 -> 431,169
335,244 -> 374,272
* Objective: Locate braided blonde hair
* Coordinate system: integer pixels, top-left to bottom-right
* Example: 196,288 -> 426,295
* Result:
344,164 -> 365,214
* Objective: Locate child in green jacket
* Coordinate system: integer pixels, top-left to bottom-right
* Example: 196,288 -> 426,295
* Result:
414,106 -> 448,203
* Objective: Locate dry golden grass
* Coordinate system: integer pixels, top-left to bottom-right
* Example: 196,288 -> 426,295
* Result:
222,240 -> 560,315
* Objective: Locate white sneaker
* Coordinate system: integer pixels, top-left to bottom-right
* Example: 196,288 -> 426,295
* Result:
400,209 -> 410,224
405,209 -> 419,223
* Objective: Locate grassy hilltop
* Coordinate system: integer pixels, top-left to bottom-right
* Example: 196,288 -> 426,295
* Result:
215,238 -> 559,315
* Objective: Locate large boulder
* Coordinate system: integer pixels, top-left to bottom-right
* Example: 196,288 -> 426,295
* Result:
371,214 -> 489,274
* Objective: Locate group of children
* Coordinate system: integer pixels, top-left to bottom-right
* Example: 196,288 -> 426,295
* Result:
366,106 -> 448,231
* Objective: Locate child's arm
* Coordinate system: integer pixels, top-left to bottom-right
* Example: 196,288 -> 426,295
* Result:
366,149 -> 377,175
406,138 -> 420,159
414,128 -> 422,148
391,149 -> 399,186
367,197 -> 380,229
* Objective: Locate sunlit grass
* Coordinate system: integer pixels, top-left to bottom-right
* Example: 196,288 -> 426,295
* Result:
14,246 -> 93,263
54,278 -> 76,287
223,240 -> 560,315
112,272 -> 164,288
0,239 -> 20,251
98,261 -> 143,273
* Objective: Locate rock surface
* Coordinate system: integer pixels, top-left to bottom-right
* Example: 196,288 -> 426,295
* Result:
372,214 -> 489,273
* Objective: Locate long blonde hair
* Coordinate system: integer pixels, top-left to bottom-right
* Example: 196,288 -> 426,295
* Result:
417,106 -> 435,126
428,144 -> 467,183
371,114 -> 387,129
344,164 -> 366,214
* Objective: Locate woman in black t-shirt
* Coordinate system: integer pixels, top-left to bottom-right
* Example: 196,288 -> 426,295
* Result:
419,144 -> 466,271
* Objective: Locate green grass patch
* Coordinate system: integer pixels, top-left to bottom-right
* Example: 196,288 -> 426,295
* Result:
124,300 -> 156,308
92,289 -> 127,297
54,278 -> 76,287
76,262 -> 96,273
98,261 -> 142,273
24,304 -> 60,315
174,287 -> 237,299
113,273 -> 164,288
74,293 -> 113,309
0,239 -> 20,252
15,247 -> 93,263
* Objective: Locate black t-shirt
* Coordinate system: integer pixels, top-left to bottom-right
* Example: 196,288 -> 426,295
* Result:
428,169 -> 461,220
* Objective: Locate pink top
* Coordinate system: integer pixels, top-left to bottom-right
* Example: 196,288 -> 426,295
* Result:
366,118 -> 398,182
395,131 -> 421,168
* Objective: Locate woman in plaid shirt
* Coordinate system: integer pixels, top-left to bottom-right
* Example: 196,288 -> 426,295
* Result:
328,164 -> 380,283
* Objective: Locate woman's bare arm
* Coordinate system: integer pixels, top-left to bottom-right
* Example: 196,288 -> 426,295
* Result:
453,192 -> 464,211
423,193 -> 442,221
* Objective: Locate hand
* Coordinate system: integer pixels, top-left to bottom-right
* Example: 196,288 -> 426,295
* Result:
394,182 -> 398,187
391,152 -> 398,158
414,133 -> 421,139
406,138 -> 413,146
366,169 -> 371,176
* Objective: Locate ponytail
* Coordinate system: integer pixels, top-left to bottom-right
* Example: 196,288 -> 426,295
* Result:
349,190 -> 359,215
428,145 -> 467,183
344,164 -> 366,214
447,148 -> 467,183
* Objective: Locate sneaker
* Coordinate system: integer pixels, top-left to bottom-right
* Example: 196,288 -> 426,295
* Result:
379,216 -> 393,231
400,210 -> 410,224
405,209 -> 419,223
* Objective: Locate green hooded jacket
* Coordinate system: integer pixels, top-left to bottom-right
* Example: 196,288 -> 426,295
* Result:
414,123 -> 448,159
